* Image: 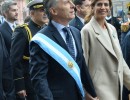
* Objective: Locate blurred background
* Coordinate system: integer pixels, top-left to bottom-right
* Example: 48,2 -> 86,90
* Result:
0,0 -> 129,24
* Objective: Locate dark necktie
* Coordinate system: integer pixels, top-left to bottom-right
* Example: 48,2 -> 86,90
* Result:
63,27 -> 75,60
12,25 -> 15,31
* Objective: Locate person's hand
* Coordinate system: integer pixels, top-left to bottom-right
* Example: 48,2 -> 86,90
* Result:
93,97 -> 99,100
85,92 -> 99,100
129,94 -> 130,100
17,90 -> 27,97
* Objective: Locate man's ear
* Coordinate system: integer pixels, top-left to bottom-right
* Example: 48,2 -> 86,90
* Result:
49,7 -> 58,15
75,5 -> 81,12
30,10 -> 35,16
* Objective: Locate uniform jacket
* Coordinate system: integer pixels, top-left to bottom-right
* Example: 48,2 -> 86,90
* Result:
0,21 -> 13,53
10,20 -> 41,93
81,17 -> 130,100
69,16 -> 84,31
29,22 -> 97,100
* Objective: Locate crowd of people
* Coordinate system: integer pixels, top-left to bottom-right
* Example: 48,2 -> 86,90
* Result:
0,0 -> 130,100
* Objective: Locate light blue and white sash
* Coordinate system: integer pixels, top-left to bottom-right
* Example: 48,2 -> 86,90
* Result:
31,33 -> 85,98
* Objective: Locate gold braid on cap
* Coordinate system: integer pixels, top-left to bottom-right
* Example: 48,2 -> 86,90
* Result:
33,4 -> 43,9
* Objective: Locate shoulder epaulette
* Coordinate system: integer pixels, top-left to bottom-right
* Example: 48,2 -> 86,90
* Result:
19,23 -> 32,61
18,23 -> 32,41
15,23 -> 28,28
121,22 -> 130,32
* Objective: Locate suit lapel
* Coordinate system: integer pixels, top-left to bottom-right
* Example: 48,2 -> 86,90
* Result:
70,27 -> 80,57
49,22 -> 81,60
4,22 -> 13,35
75,16 -> 84,30
49,23 -> 69,51
90,17 -> 117,59
106,24 -> 121,60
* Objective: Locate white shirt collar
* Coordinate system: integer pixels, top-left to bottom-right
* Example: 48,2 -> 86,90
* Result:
105,16 -> 112,20
5,20 -> 16,30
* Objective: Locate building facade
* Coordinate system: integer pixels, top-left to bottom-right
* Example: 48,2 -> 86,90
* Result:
0,0 -> 129,23
113,0 -> 130,16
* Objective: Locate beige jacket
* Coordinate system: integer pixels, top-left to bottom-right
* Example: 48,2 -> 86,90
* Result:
81,17 -> 130,100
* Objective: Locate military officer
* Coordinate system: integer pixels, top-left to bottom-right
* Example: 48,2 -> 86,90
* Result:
10,0 -> 48,100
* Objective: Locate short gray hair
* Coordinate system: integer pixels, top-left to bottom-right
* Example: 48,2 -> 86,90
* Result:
1,0 -> 17,15
43,0 -> 58,20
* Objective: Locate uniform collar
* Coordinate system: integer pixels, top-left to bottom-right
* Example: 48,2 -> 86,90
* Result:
29,19 -> 41,28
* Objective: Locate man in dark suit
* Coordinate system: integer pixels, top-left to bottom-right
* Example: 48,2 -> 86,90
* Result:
0,33 -> 5,100
0,33 -> 7,100
69,0 -> 91,30
29,0 -> 98,100
0,1 -> 18,100
0,21 -> 13,53
0,32 -> 15,100
0,1 -> 18,53
10,0 -> 48,100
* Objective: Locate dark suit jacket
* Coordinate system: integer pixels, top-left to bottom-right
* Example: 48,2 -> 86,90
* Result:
0,33 -> 15,100
0,22 -> 15,100
121,29 -> 130,47
122,30 -> 130,99
0,33 -> 5,100
0,21 -> 12,53
69,16 -> 84,31
29,22 -> 96,100
122,30 -> 130,68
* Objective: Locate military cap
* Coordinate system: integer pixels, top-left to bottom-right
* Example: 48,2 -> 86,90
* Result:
27,0 -> 43,10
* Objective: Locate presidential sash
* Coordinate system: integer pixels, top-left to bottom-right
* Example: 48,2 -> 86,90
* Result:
31,33 -> 85,98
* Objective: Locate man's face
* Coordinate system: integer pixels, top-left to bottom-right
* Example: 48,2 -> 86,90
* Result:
77,0 -> 91,18
5,5 -> 18,22
33,8 -> 49,25
51,0 -> 75,24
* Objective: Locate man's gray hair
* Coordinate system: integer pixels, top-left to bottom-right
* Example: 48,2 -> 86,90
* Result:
43,0 -> 58,20
1,0 -> 17,15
